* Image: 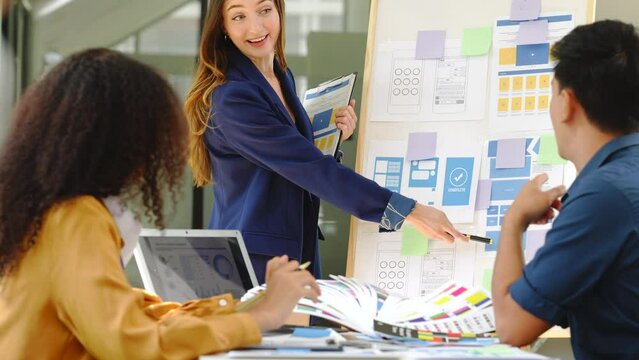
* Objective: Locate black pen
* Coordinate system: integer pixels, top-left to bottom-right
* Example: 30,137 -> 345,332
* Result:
463,233 -> 493,244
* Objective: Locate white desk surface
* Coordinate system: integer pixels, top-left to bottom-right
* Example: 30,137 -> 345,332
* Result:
204,351 -> 552,359
203,345 -> 554,359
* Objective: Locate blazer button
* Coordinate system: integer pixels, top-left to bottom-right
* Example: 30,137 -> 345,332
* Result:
218,298 -> 228,307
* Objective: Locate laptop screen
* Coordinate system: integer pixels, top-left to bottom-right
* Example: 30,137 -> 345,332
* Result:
134,229 -> 258,303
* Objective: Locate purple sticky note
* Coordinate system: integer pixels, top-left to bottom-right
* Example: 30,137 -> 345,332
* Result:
525,229 -> 548,262
496,138 -> 526,169
517,20 -> 548,45
415,30 -> 446,60
510,0 -> 541,21
406,132 -> 437,161
475,179 -> 493,210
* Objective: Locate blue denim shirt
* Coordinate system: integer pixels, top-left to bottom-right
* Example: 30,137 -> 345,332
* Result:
510,133 -> 639,360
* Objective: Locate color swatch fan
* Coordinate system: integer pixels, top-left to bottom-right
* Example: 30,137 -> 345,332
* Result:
242,277 -> 497,341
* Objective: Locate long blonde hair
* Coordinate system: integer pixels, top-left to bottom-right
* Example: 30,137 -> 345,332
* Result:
185,0 -> 288,186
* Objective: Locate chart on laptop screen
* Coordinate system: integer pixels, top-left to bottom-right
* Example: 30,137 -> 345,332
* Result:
140,236 -> 247,302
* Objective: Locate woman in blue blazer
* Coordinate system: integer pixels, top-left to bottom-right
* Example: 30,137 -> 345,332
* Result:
185,0 -> 464,282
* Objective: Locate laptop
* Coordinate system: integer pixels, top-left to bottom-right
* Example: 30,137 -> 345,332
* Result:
133,229 -> 258,303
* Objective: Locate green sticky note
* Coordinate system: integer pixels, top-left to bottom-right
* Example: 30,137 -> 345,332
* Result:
462,26 -> 493,56
482,268 -> 493,293
400,225 -> 429,256
538,133 -> 567,164
472,344 -> 518,355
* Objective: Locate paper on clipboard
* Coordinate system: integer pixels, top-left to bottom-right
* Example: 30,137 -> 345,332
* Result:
302,72 -> 357,157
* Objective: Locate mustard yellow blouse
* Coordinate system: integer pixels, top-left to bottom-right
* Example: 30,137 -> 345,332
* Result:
0,196 -> 261,359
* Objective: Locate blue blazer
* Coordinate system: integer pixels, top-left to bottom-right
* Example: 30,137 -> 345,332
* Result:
206,45 -> 392,281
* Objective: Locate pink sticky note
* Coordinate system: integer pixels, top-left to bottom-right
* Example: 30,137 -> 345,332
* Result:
525,229 -> 548,262
475,180 -> 493,210
517,20 -> 548,45
496,138 -> 526,169
510,0 -> 541,21
415,30 -> 446,60
406,132 -> 437,161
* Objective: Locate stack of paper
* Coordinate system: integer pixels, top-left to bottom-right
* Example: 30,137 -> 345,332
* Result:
242,277 -> 496,341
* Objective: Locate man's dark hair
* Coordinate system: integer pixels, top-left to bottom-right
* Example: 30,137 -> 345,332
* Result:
552,19 -> 639,134
0,48 -> 188,276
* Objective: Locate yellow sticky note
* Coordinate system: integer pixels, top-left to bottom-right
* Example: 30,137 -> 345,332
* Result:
512,76 -> 523,91
319,137 -> 327,151
526,75 -> 537,90
498,98 -> 509,112
539,74 -> 551,88
462,27 -> 493,56
499,48 -> 516,65
329,109 -> 337,125
525,96 -> 536,111
326,136 -> 335,150
538,95 -> 549,110
511,97 -> 522,111
400,225 -> 429,256
538,134 -> 567,164
499,77 -> 510,92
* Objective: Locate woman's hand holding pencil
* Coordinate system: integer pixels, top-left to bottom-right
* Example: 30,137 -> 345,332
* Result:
243,255 -> 320,331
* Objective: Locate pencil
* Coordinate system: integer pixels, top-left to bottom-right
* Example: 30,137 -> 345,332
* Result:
462,233 -> 493,244
236,261 -> 311,312
298,261 -> 312,271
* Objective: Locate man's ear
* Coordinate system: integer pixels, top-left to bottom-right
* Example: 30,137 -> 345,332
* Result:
559,87 -> 579,125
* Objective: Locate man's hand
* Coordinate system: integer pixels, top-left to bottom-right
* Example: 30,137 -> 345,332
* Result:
507,174 -> 566,231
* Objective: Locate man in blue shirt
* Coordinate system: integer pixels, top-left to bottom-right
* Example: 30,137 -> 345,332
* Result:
492,20 -> 639,359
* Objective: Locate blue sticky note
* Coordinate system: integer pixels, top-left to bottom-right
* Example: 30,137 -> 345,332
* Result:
277,348 -> 312,353
416,30 -> 446,59
525,229 -> 548,262
517,20 -> 549,45
292,327 -> 332,338
475,179 -> 492,210
496,138 -> 526,169
516,43 -> 549,66
491,179 -> 527,201
510,0 -> 541,21
406,132 -> 437,161
312,108 -> 333,132
442,157 -> 474,206
485,231 -> 501,252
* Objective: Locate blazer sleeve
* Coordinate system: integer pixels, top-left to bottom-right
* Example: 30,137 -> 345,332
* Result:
212,82 -> 392,223
49,200 -> 261,359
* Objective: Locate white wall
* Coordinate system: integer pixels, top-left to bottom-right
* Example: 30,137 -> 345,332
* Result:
596,0 -> 639,23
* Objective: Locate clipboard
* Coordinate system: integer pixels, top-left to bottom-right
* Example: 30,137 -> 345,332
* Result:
302,72 -> 358,158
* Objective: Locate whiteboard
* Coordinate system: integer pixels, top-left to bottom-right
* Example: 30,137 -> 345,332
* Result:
346,0 -> 595,305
